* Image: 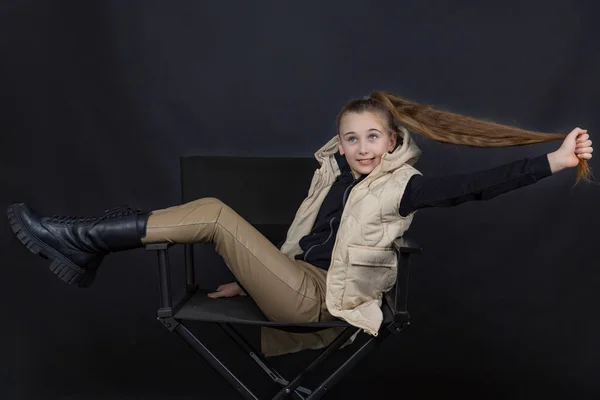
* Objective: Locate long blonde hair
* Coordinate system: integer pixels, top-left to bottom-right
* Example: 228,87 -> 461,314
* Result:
336,91 -> 592,185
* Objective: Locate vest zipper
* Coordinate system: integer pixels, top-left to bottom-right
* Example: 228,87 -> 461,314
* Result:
304,216 -> 337,261
343,178 -> 380,338
304,174 -> 357,262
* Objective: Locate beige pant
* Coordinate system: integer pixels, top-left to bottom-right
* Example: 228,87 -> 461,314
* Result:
141,197 -> 332,324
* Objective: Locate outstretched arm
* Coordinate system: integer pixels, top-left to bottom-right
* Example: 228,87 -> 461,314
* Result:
399,128 -> 592,217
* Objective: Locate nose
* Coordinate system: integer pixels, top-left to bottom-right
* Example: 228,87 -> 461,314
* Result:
358,142 -> 368,155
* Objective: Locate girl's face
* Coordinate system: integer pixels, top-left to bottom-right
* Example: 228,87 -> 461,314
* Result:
338,111 -> 397,178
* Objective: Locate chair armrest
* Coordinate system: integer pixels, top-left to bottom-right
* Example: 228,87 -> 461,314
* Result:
146,243 -> 175,317
145,242 -> 197,318
385,236 -> 423,321
392,237 -> 422,254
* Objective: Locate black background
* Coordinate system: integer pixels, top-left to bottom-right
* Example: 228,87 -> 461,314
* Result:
1,1 -> 599,399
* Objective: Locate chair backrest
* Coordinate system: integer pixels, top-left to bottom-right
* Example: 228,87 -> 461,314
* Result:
180,156 -> 319,244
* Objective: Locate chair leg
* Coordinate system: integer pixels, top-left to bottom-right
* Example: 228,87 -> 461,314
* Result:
305,328 -> 392,400
173,321 -> 260,400
219,323 -> 312,398
161,319 -> 390,400
271,327 -> 358,400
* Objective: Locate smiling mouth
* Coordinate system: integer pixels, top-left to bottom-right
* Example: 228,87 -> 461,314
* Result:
357,158 -> 375,165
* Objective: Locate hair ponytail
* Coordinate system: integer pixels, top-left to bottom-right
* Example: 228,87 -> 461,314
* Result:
360,91 -> 593,185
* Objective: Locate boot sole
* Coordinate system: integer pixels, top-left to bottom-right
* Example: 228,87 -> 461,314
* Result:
6,204 -> 95,288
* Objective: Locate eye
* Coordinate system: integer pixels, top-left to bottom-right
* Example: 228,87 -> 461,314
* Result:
369,134 -> 378,140
347,137 -> 356,143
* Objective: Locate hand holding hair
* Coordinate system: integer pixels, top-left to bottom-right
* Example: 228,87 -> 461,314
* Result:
547,128 -> 593,174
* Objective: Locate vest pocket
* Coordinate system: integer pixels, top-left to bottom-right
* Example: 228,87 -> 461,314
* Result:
342,245 -> 397,309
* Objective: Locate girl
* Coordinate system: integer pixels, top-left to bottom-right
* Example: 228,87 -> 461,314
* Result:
6,91 -> 593,353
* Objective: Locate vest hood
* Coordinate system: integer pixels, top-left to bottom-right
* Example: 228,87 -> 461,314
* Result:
313,126 -> 422,179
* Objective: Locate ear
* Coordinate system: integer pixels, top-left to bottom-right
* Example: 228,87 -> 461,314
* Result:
338,142 -> 345,155
389,133 -> 397,151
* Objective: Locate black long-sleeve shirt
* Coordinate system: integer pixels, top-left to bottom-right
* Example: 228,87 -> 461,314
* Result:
293,151 -> 553,269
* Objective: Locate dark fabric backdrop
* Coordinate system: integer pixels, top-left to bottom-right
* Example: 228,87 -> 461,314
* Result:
1,1 -> 599,399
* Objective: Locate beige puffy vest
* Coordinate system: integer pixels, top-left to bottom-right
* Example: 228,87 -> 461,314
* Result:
262,127 -> 422,356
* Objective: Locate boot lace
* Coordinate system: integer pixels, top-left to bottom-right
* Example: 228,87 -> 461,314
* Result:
48,206 -> 142,226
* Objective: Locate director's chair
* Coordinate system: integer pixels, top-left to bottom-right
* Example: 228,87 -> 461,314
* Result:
145,156 -> 423,399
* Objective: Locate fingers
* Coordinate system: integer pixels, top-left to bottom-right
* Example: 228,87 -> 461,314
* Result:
575,133 -> 593,156
207,284 -> 226,298
575,131 -> 593,158
568,129 -> 593,160
575,146 -> 593,154
576,139 -> 592,147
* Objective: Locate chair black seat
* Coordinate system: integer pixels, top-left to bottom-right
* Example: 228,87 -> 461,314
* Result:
174,289 -> 394,329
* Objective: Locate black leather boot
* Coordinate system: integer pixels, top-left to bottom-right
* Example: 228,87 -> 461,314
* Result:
6,203 -> 150,288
